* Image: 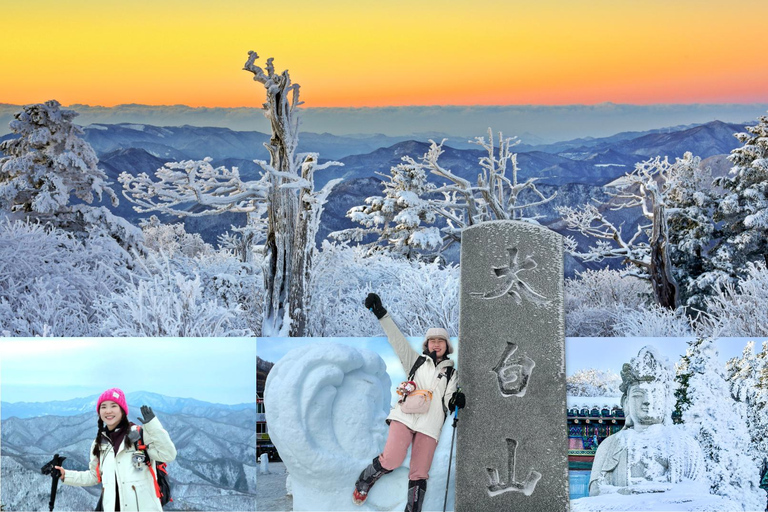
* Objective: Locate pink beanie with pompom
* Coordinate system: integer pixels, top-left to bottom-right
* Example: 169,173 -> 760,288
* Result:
96,388 -> 128,416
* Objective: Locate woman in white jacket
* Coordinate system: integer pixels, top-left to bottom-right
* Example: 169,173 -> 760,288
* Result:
353,293 -> 466,512
55,388 -> 177,511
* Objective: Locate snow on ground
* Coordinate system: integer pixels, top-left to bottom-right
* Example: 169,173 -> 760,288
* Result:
570,482 -> 742,511
256,462 -> 292,511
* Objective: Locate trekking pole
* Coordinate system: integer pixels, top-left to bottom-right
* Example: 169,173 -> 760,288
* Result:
443,388 -> 461,512
41,453 -> 66,512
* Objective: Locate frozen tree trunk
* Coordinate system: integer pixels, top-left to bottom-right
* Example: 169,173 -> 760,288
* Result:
288,157 -> 337,337
245,52 -> 306,336
649,203 -> 678,309
244,52 -> 341,337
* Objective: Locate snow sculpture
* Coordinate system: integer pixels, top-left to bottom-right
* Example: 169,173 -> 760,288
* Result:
264,343 -> 458,511
573,346 -> 740,511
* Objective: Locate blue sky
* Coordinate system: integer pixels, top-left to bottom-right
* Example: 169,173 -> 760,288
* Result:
0,338 -> 256,404
565,337 -> 767,376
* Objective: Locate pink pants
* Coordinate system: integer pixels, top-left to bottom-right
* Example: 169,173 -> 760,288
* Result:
378,420 -> 438,480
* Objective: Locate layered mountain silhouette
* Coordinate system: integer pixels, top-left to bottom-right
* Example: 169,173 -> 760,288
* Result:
0,119 -> 750,273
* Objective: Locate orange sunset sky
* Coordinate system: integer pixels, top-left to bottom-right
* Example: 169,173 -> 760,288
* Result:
2,0 -> 767,108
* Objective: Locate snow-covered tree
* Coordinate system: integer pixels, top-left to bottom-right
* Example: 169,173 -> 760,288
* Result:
566,369 -> 621,397
340,130 -> 555,256
611,304 -> 692,337
94,255 -> 252,337
0,100 -> 116,215
0,100 -> 142,250
331,159 -> 442,258
709,113 -> 768,284
679,338 -> 763,510
120,52 -> 341,336
665,157 -> 717,310
726,341 -> 768,459
558,152 -> 713,309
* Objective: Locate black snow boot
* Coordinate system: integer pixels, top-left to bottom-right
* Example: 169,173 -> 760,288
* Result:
404,479 -> 427,512
353,456 -> 392,505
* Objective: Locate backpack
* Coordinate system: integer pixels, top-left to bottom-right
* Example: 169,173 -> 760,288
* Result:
407,355 -> 455,384
134,426 -> 172,507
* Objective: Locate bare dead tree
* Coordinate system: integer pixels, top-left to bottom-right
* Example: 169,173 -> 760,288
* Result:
121,52 -> 341,336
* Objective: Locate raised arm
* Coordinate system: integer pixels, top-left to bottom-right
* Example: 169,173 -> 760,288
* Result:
138,407 -> 177,463
365,293 -> 420,372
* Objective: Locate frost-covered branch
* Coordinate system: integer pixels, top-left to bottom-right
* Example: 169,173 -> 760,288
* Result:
339,128 -> 556,258
120,158 -> 270,217
557,152 -> 710,309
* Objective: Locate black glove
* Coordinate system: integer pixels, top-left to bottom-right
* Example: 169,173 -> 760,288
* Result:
138,405 -> 155,424
364,293 -> 387,319
448,391 -> 466,412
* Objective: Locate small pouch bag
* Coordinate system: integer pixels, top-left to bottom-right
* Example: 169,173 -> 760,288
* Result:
400,389 -> 433,414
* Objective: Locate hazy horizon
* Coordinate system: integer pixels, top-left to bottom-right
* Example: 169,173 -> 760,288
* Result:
2,102 -> 766,142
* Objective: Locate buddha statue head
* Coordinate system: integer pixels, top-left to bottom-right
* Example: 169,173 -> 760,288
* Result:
619,346 -> 674,430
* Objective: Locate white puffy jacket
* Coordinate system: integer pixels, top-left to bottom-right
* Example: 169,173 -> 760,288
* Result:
381,314 -> 458,441
63,417 -> 177,512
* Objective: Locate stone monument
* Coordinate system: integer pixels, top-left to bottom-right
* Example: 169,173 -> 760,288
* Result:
456,220 -> 569,512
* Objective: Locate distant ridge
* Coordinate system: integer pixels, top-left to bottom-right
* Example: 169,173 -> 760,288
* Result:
1,391 -> 254,420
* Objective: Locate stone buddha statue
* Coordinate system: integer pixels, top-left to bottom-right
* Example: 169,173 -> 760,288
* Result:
588,346 -> 704,497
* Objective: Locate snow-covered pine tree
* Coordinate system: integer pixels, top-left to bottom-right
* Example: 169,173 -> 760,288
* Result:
0,100 -> 141,249
726,341 -> 768,460
709,113 -> 768,284
120,52 -> 341,336
339,130 -> 555,256
665,157 -> 717,310
680,338 -> 763,510
331,158 -> 442,258
557,152 -> 713,309
0,100 -> 116,215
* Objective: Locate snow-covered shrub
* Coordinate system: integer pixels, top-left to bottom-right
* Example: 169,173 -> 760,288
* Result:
612,305 -> 692,337
695,263 -> 768,337
565,268 -> 653,336
94,254 -> 253,337
566,369 -> 621,397
140,215 -> 213,258
307,242 -> 459,337
193,252 -> 263,335
0,219 -> 132,336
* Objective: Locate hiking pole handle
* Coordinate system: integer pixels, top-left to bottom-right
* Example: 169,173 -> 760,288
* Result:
41,453 -> 66,511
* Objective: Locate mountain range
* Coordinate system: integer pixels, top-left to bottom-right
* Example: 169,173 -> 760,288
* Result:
0,392 -> 257,511
0,119 -> 750,273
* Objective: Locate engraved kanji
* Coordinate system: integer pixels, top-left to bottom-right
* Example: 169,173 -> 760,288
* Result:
486,438 -> 542,497
470,246 -> 549,306
491,342 -> 535,397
